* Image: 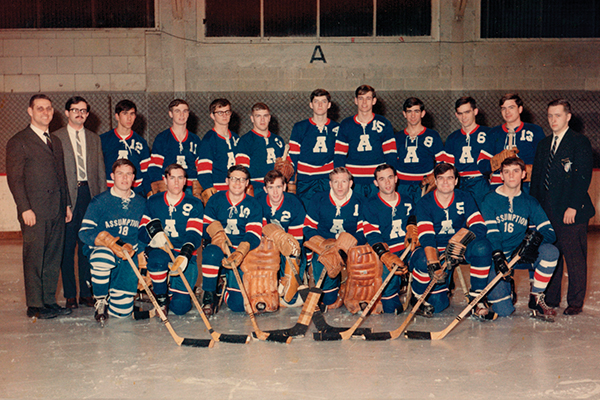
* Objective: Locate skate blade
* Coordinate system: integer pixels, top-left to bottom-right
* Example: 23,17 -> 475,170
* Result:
530,310 -> 555,322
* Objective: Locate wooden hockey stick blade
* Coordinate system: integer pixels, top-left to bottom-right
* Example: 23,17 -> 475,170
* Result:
125,253 -> 215,348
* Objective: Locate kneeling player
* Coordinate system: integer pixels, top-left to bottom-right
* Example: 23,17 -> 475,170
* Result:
480,157 -> 558,320
139,164 -> 203,315
79,159 -> 146,323
410,163 -> 493,318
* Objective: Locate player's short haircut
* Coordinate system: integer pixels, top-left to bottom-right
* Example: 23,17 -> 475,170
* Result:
264,170 -> 285,186
433,162 -> 458,179
115,99 -> 137,114
210,98 -> 231,113
251,102 -> 270,113
168,99 -> 189,111
329,167 -> 353,181
355,85 -> 376,98
499,93 -> 523,108
548,98 -> 571,114
65,96 -> 90,112
310,88 -> 331,102
227,164 -> 251,180
501,156 -> 526,172
29,94 -> 52,108
403,97 -> 425,112
112,158 -> 137,175
164,163 -> 188,178
455,96 -> 476,111
374,163 -> 397,179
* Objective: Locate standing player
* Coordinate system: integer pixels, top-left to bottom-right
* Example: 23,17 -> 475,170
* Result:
237,103 -> 285,194
200,165 -> 263,315
100,100 -> 152,197
196,99 -> 242,204
410,163 -> 492,317
147,99 -> 202,198
481,157 -> 559,320
334,85 -> 397,198
289,89 -> 340,207
79,159 -> 146,323
304,167 -> 366,306
395,97 -> 448,204
489,93 -> 544,192
139,164 -> 204,315
362,164 -> 414,314
444,96 -> 494,206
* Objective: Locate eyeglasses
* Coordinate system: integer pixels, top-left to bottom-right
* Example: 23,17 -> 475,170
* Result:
213,110 -> 232,117
70,108 -> 89,115
229,177 -> 247,183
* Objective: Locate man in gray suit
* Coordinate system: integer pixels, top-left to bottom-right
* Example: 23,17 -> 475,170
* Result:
54,96 -> 106,309
6,94 -> 73,319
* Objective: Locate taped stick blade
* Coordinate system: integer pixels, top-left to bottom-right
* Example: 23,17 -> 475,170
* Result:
404,330 -> 432,340
218,333 -> 251,344
363,331 -> 393,341
265,332 -> 293,344
313,331 -> 342,341
181,338 -> 215,347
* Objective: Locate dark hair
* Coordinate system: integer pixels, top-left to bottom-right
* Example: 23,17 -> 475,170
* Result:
115,99 -> 137,115
548,98 -> 571,114
310,88 -> 331,102
501,156 -> 526,172
355,85 -> 376,98
227,165 -> 251,180
29,94 -> 52,108
210,98 -> 231,114
499,93 -> 523,108
112,158 -> 137,175
329,167 -> 353,181
433,162 -> 458,179
455,96 -> 476,111
164,163 -> 187,178
403,97 -> 424,112
251,102 -> 270,113
168,99 -> 189,111
374,163 -> 397,179
65,96 -> 90,112
264,169 -> 285,186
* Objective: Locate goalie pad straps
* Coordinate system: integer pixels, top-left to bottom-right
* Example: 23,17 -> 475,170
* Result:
240,237 -> 280,313
343,245 -> 383,314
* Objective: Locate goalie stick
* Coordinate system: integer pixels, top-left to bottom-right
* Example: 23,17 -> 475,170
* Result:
124,252 -> 215,348
405,255 -> 521,341
363,228 -> 476,341
162,246 -> 250,344
313,245 -> 412,341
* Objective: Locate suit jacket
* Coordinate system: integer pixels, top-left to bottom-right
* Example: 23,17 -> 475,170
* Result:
6,126 -> 70,221
530,128 -> 595,225
53,126 -> 106,205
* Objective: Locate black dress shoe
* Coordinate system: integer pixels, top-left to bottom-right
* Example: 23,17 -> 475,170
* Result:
27,307 -> 58,319
79,296 -> 95,307
66,298 -> 78,309
44,303 -> 72,316
563,305 -> 583,315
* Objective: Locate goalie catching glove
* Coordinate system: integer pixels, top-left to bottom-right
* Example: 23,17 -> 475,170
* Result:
372,242 -> 407,276
170,242 -> 194,275
95,231 -> 135,260
511,230 -> 543,264
262,223 -> 301,257
304,233 -> 357,278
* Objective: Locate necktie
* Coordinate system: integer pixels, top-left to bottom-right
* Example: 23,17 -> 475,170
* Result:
75,131 -> 86,180
543,136 -> 558,191
44,132 -> 53,152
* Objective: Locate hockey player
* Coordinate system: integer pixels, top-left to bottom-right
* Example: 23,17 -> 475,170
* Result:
481,157 -> 559,320
200,165 -> 263,315
256,170 -> 306,306
79,159 -> 146,323
289,89 -> 340,207
147,99 -> 202,198
333,85 -> 397,198
100,99 -> 152,197
139,164 -> 204,315
362,164 -> 414,314
304,167 -> 366,306
410,163 -> 492,317
444,96 -> 494,206
396,97 -> 449,204
196,99 -> 242,205
237,103 -> 285,194
489,93 -> 544,192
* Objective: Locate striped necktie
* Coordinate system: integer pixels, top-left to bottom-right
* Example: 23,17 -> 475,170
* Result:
543,136 -> 558,191
75,131 -> 86,180
44,132 -> 53,152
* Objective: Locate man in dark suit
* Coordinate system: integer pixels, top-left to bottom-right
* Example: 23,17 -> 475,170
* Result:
6,94 -> 73,319
54,96 -> 106,309
530,99 -> 595,316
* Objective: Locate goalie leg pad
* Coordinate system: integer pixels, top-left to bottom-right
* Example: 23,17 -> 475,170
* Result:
240,238 -> 281,314
279,255 -> 301,303
343,245 -> 383,315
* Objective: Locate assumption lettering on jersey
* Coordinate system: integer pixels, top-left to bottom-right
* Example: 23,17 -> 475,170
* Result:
496,213 -> 528,233
105,218 -> 139,229
176,155 -> 188,169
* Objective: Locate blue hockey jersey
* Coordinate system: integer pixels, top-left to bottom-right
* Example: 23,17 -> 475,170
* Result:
395,127 -> 450,184
289,118 -> 339,183
237,130 -> 285,191
196,129 -> 242,192
304,190 -> 365,244
148,128 -> 202,187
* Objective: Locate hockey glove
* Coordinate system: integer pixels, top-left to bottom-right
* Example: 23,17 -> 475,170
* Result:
373,242 -> 407,276
201,186 -> 217,206
170,242 -> 194,275
403,215 -> 419,252
425,246 -> 446,283
223,241 -> 251,268
95,231 -> 135,260
274,157 -> 295,182
492,250 -> 510,281
146,218 -> 172,250
511,230 -> 543,264
262,223 -> 301,257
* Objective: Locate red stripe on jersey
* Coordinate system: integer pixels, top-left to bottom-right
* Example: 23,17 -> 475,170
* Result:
397,171 -> 431,181
446,154 -> 456,164
334,141 -> 349,155
459,170 -> 482,177
288,141 -> 301,154
237,154 -> 250,167
304,216 -> 318,230
417,221 -> 434,236
467,213 -> 485,227
140,158 -> 151,172
490,174 -> 503,184
246,223 -> 262,239
214,183 -> 228,191
186,218 -> 203,235
382,139 -> 396,153
203,215 -> 216,225
477,150 -> 492,161
389,243 -> 405,254
363,222 -> 380,236
150,154 -> 164,168
133,179 -> 142,188
298,161 -> 334,175
139,215 -> 151,227
436,151 -> 453,164
288,226 -> 304,241
346,164 -> 378,177
196,159 -> 213,173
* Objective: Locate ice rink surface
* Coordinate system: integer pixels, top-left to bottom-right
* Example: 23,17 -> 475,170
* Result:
1,235 -> 599,400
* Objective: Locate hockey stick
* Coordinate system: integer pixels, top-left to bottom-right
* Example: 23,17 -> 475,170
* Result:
453,261 -> 469,303
162,246 -> 250,344
314,245 -> 412,341
402,274 -> 413,311
124,252 -> 215,348
405,255 -> 520,341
